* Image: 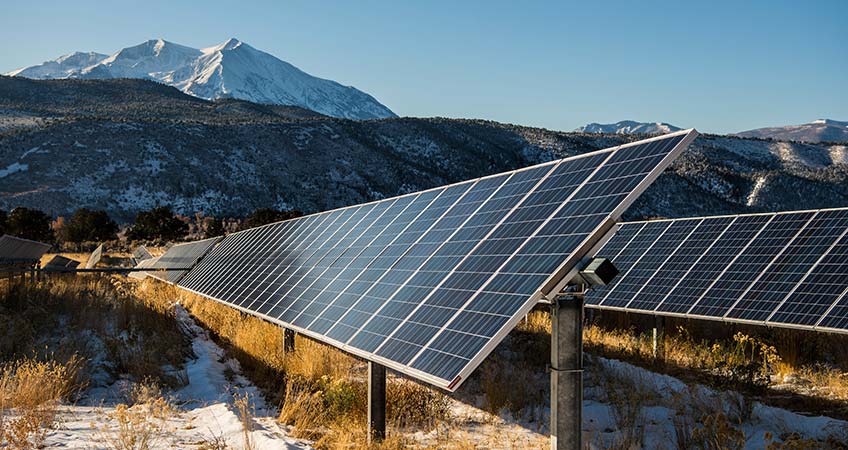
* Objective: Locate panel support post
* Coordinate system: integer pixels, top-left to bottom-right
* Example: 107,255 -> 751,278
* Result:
283,329 -> 296,353
652,315 -> 664,360
367,361 -> 386,444
551,293 -> 583,450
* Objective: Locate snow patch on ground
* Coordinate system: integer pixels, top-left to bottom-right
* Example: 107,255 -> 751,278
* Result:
747,174 -> 768,206
42,305 -> 311,449
0,162 -> 28,178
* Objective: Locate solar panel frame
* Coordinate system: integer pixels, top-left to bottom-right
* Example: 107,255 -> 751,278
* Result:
176,130 -> 698,390
586,207 -> 848,336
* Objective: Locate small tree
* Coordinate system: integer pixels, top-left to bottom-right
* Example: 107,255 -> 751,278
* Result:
204,217 -> 226,238
239,208 -> 303,231
0,210 -> 8,235
127,206 -> 188,241
6,207 -> 53,243
61,208 -> 118,243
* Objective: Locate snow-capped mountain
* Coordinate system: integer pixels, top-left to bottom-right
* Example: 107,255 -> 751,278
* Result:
5,38 -> 395,120
7,51 -> 108,79
735,119 -> 848,143
576,120 -> 682,135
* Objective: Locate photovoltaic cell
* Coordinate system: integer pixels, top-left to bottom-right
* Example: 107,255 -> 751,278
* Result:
587,208 -> 848,336
147,237 -> 221,284
176,130 -> 697,390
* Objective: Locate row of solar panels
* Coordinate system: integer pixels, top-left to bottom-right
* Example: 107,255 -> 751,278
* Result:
588,208 -> 848,332
136,130 -> 697,390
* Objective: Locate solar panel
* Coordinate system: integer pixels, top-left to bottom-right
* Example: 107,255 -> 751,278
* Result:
44,255 -> 81,269
147,238 -> 221,284
129,256 -> 159,280
132,245 -> 153,264
85,244 -> 103,269
0,235 -> 51,266
586,208 -> 848,334
176,130 -> 696,391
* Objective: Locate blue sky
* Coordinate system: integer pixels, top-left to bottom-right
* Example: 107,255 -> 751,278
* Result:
1,0 -> 845,134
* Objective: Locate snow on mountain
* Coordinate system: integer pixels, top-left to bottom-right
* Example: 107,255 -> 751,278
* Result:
5,38 -> 395,120
735,119 -> 848,143
576,120 -> 682,135
7,51 -> 108,79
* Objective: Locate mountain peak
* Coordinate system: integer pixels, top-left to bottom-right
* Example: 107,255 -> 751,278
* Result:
220,37 -> 243,50
576,120 -> 681,135
6,38 -> 395,120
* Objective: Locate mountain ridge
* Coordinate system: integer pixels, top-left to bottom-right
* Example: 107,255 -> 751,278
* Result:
735,119 -> 848,143
0,78 -> 845,222
5,38 -> 396,120
576,120 -> 682,135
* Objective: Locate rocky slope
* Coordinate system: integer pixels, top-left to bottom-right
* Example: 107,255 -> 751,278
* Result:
0,77 -> 845,222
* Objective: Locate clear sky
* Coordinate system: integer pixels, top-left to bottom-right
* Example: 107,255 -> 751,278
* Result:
1,0 -> 845,134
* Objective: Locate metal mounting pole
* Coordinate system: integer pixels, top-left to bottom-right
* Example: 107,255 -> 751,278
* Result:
368,361 -> 386,444
551,293 -> 583,450
652,315 -> 665,360
283,329 -> 296,353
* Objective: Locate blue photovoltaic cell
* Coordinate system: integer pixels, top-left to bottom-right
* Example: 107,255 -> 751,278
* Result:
410,136 -> 689,378
174,130 -> 695,390
599,220 -> 700,308
585,221 -> 664,305
819,290 -> 848,330
726,211 -> 848,322
586,208 -> 848,337
766,212 -> 848,325
147,237 -> 220,284
626,217 -> 734,312
658,215 -> 771,314
688,212 -> 813,318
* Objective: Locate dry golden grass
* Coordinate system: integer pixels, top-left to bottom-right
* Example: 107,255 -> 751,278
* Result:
0,356 -> 85,449
134,281 -> 455,449
94,397 -> 175,450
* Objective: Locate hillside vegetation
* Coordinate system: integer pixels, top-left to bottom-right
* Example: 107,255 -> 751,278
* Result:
0,77 -> 846,222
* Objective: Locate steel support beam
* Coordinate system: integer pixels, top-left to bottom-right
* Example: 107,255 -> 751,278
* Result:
368,361 -> 386,444
551,294 -> 583,450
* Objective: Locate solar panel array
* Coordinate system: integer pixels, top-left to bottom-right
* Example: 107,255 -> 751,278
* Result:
587,208 -> 848,334
176,130 -> 697,390
44,255 -> 81,269
147,238 -> 221,284
0,235 -> 51,266
85,244 -> 103,269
